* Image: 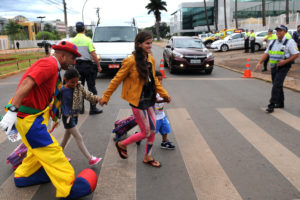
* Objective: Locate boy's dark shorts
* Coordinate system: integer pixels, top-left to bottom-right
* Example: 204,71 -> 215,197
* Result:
62,115 -> 78,129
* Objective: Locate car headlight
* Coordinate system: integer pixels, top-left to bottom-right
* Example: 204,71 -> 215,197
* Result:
173,51 -> 183,58
207,52 -> 213,59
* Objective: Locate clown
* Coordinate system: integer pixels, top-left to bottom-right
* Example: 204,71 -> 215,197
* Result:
0,41 -> 98,199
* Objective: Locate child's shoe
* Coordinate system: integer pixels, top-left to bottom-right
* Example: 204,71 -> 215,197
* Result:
89,156 -> 102,166
161,141 -> 175,150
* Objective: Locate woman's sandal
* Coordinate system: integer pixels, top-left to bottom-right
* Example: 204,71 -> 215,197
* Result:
143,159 -> 161,168
115,141 -> 128,159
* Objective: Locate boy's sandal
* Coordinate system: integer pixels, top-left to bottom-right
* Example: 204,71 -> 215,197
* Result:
115,141 -> 128,159
143,159 -> 161,168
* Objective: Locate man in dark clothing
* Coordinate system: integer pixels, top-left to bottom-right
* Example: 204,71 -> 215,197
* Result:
16,42 -> 20,49
292,25 -> 300,51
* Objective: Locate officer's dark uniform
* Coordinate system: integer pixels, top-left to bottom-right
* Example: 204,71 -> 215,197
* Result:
265,25 -> 299,113
71,22 -> 102,114
250,30 -> 255,53
244,31 -> 250,53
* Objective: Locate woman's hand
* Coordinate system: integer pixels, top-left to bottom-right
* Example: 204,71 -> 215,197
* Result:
99,98 -> 107,106
163,96 -> 171,103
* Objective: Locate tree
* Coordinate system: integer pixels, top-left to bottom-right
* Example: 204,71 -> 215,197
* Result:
144,22 -> 170,38
224,0 -> 227,29
262,0 -> 266,26
145,0 -> 167,41
85,29 -> 93,38
286,0 -> 289,24
235,0 -> 238,28
4,20 -> 27,42
214,0 -> 218,31
203,0 -> 211,32
43,23 -> 55,33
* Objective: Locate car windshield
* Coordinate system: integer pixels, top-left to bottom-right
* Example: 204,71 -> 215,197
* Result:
93,26 -> 138,42
174,38 -> 204,48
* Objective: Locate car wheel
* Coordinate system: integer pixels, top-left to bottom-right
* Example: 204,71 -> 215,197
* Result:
169,60 -> 176,74
163,57 -> 168,68
205,69 -> 213,74
254,44 -> 260,51
221,44 -> 229,52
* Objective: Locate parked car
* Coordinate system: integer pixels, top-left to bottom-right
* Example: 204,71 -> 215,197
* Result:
210,32 -> 264,52
203,28 -> 241,47
163,36 -> 214,74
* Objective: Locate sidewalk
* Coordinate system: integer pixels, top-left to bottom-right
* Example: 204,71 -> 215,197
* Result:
153,42 -> 300,92
0,48 -> 43,55
213,50 -> 300,92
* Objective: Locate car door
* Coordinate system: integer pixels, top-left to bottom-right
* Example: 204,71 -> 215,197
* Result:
234,33 -> 244,49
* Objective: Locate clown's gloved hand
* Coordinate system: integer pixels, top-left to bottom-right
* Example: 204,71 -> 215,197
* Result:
0,110 -> 18,142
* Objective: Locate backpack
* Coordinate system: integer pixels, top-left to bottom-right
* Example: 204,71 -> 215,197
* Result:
7,143 -> 28,169
112,115 -> 137,141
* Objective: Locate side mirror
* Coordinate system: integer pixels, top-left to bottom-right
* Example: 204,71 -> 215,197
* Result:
166,44 -> 171,48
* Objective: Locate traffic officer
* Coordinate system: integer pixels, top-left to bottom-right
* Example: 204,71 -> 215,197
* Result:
215,31 -> 220,40
250,30 -> 256,53
71,22 -> 103,115
255,25 -> 299,113
262,29 -> 277,72
292,25 -> 300,50
244,29 -> 250,53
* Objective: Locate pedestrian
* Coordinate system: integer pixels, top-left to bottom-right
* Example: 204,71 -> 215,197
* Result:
60,67 -> 102,166
255,25 -> 299,113
99,31 -> 171,168
43,41 -> 50,56
244,29 -> 250,53
262,29 -> 277,72
250,30 -> 256,53
0,41 -> 98,199
154,71 -> 175,150
71,22 -> 103,115
16,41 -> 20,50
292,25 -> 300,51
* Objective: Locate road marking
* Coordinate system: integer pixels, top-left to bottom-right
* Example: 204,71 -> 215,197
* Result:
93,109 -> 137,200
0,113 -> 88,200
166,77 -> 244,81
218,108 -> 300,191
261,108 -> 300,132
167,108 -> 242,200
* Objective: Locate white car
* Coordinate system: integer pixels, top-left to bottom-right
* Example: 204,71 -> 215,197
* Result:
210,32 -> 264,52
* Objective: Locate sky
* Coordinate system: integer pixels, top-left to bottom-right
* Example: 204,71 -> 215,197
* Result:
0,0 -> 201,28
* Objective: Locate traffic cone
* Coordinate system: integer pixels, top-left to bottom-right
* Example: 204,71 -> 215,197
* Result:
242,58 -> 253,78
159,58 -> 166,78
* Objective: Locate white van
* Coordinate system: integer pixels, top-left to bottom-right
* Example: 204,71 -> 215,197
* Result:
92,25 -> 138,73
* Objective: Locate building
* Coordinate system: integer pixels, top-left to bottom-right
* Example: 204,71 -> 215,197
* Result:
45,19 -> 66,33
170,0 -> 300,36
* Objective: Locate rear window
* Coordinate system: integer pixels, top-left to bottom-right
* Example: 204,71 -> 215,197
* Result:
93,26 -> 138,42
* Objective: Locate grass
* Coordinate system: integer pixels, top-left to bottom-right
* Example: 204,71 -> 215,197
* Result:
0,51 -> 45,75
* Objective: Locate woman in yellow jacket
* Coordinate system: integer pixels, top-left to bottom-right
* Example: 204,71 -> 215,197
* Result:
100,31 -> 171,167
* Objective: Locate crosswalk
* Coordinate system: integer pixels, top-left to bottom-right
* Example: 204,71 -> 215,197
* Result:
0,107 -> 299,199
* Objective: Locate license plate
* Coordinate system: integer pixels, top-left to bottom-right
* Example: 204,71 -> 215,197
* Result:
108,64 -> 120,68
190,59 -> 201,64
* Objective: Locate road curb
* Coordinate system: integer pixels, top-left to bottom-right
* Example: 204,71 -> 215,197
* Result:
0,69 -> 28,79
216,63 -> 300,92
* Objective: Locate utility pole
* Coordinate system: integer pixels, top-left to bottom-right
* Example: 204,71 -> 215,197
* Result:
37,16 -> 45,31
63,0 -> 69,38
82,0 -> 88,23
96,7 -> 100,26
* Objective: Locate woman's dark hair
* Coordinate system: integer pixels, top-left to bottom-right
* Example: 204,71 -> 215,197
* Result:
64,67 -> 80,80
133,31 -> 153,83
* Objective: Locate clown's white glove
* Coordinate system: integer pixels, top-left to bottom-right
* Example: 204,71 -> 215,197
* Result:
0,110 -> 19,142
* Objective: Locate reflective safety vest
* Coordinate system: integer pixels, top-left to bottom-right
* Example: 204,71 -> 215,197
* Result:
268,39 -> 289,64
250,33 -> 256,41
285,32 -> 292,39
244,32 -> 250,39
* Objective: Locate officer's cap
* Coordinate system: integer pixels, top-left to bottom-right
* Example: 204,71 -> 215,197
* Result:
76,22 -> 85,29
268,28 -> 273,32
275,25 -> 288,32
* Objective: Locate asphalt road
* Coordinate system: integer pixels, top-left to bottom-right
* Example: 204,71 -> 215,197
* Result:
0,45 -> 299,199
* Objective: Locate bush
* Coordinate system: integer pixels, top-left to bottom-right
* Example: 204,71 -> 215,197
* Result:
36,31 -> 58,40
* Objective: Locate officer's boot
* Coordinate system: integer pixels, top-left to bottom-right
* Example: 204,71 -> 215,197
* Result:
89,103 -> 103,115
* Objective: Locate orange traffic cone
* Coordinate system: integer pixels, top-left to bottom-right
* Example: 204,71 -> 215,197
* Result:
159,59 -> 166,78
242,58 -> 253,78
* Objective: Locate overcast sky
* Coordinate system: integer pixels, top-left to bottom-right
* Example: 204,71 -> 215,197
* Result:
0,0 -> 201,28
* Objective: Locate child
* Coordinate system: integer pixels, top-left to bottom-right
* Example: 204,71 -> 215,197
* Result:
60,67 -> 101,166
155,71 -> 175,150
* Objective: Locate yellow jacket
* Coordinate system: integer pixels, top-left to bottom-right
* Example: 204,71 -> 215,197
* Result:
102,54 -> 169,107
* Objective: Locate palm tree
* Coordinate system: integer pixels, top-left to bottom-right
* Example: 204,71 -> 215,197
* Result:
4,20 -> 27,42
214,0 -> 218,31
235,0 -> 238,28
262,0 -> 266,26
286,0 -> 289,24
146,0 -> 167,40
203,0 -> 211,32
224,0 -> 228,29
